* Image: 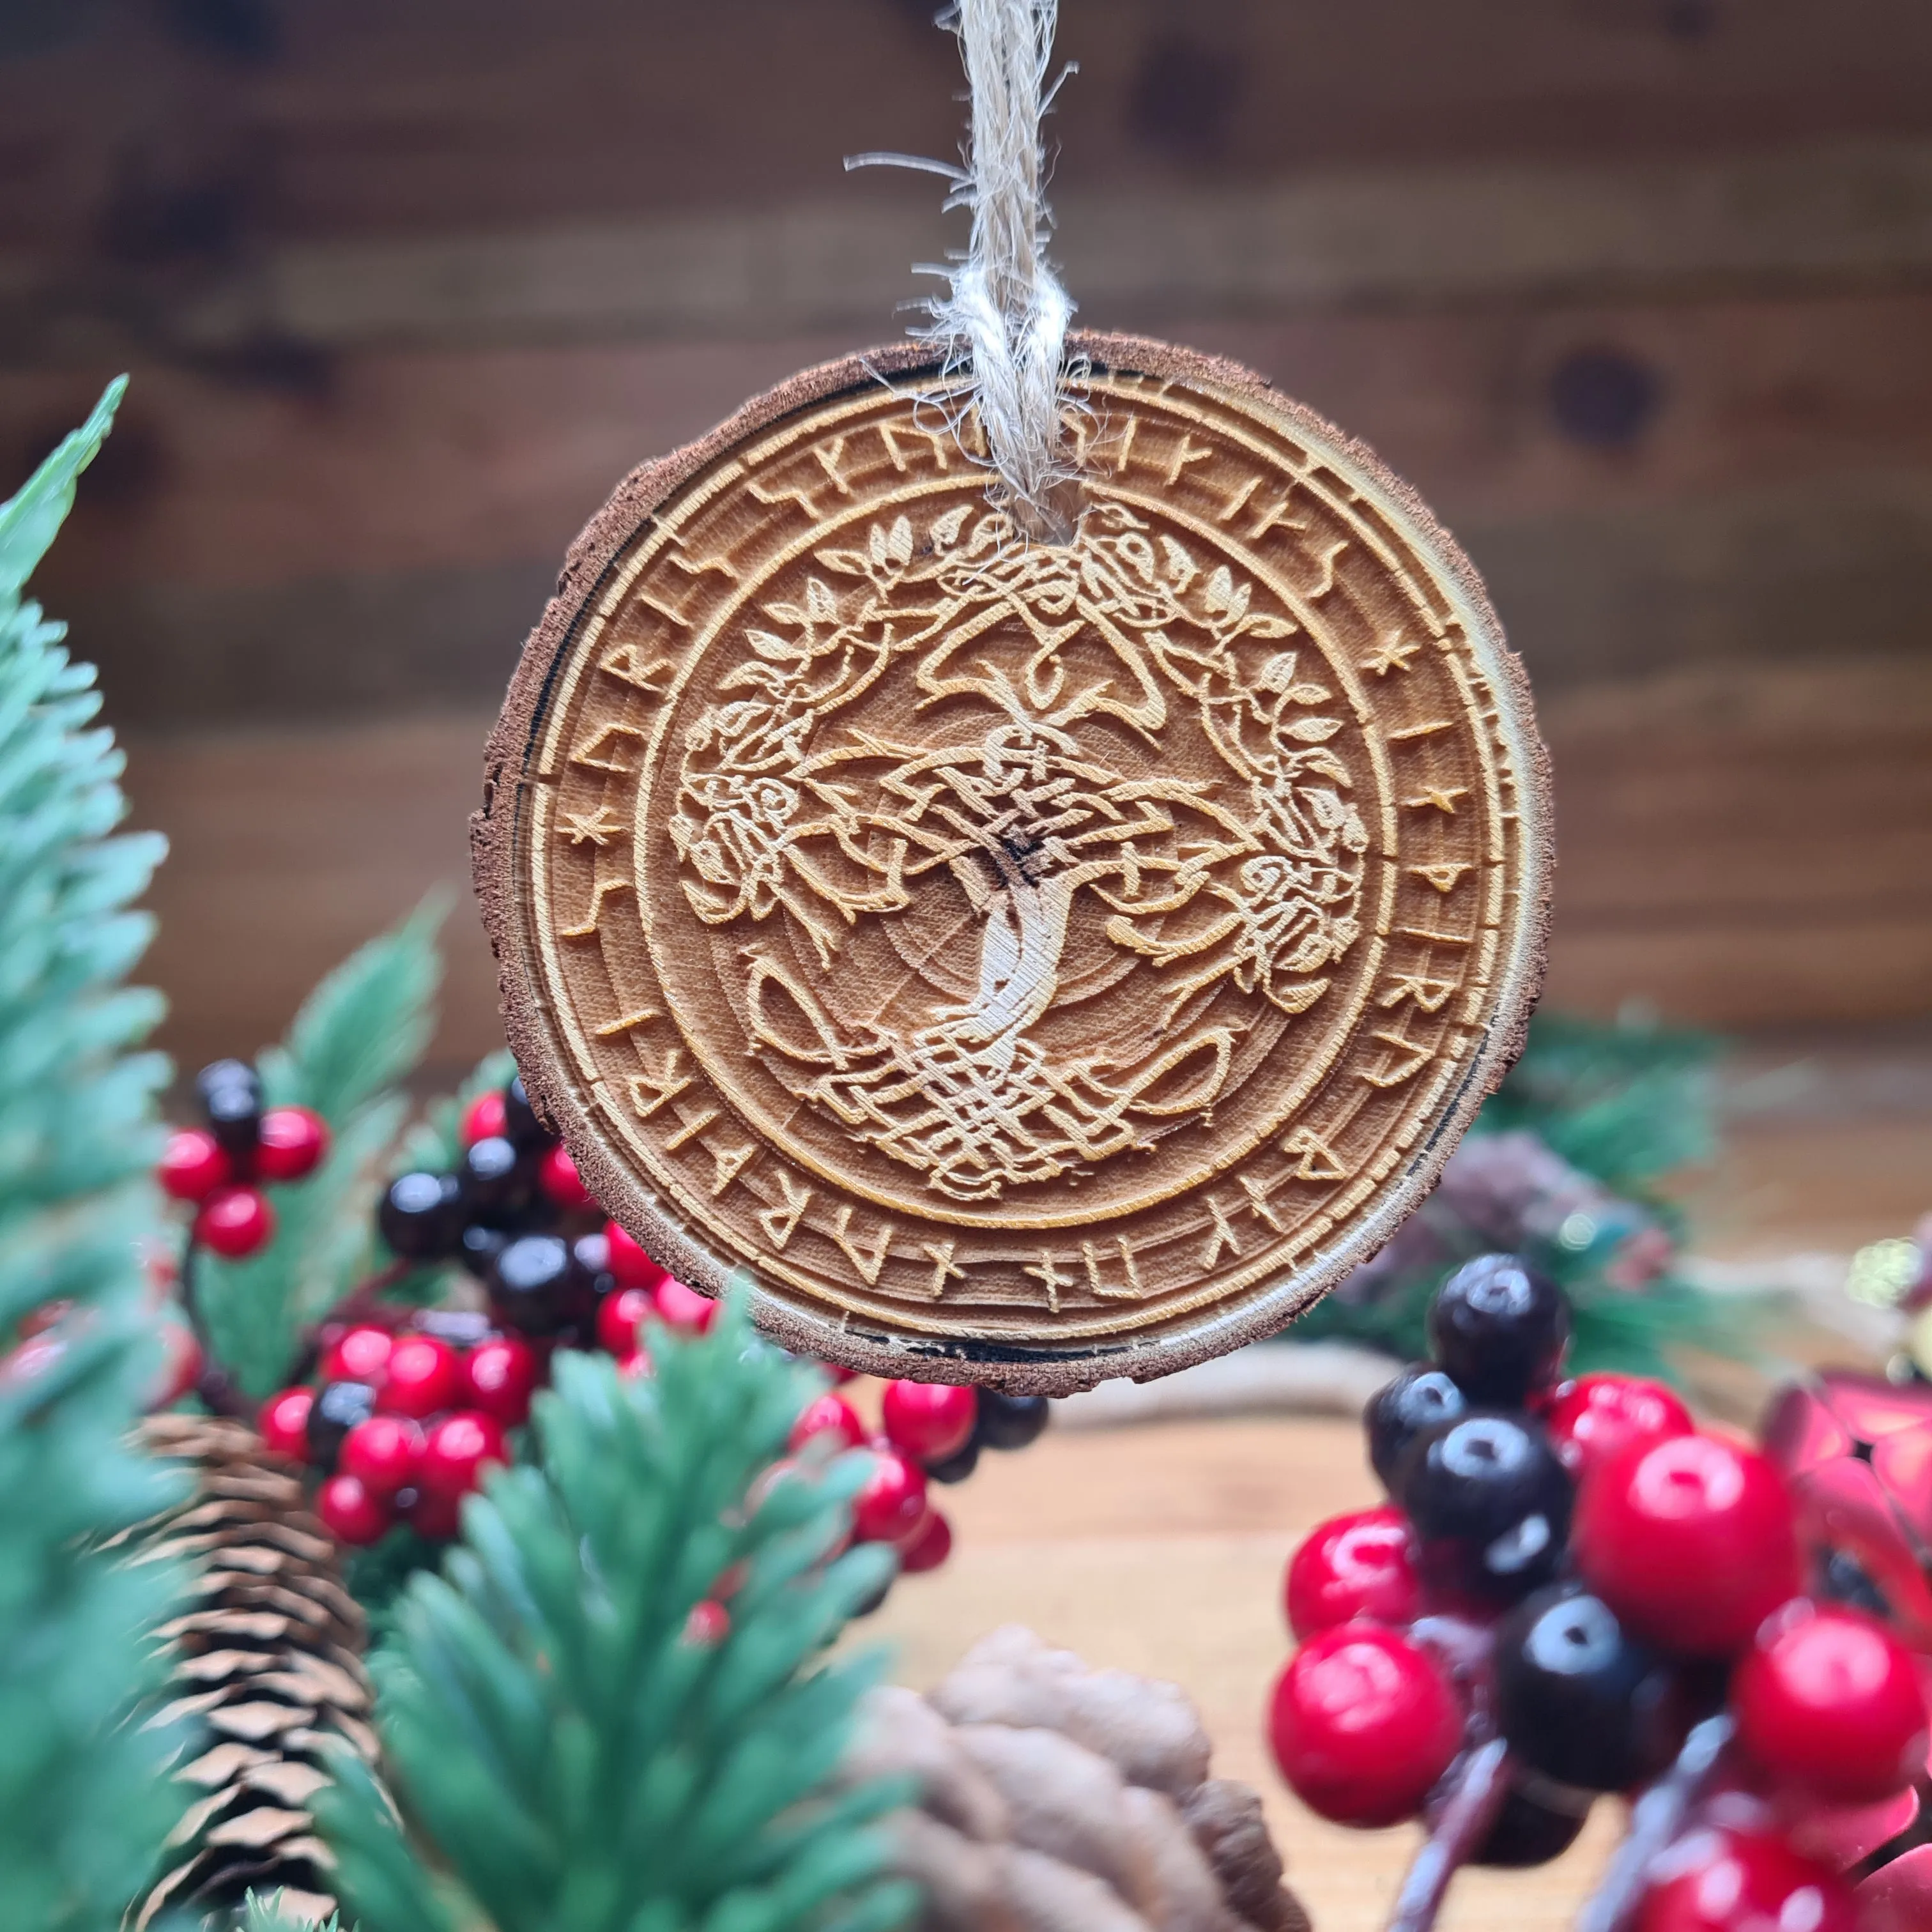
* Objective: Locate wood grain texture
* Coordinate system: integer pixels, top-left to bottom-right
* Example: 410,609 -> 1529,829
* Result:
119,655 -> 1932,1086
12,295 -> 1932,730
20,295 -> 1932,595
4,0 -> 1932,252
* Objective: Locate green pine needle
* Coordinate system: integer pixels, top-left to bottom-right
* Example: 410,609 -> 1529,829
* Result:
1473,1008 -> 1722,1204
0,380 -> 190,1931
242,1892 -> 342,1932
319,1301 -> 916,1932
196,896 -> 447,1396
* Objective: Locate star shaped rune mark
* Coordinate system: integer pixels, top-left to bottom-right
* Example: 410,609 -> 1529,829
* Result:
562,806 -> 623,846
1411,862 -> 1473,893
1361,632 -> 1421,676
1403,787 -> 1468,815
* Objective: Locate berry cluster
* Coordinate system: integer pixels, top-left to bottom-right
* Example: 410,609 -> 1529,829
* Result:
258,1313 -> 530,1544
1267,1254 -> 1929,1931
236,1069 -> 1052,1583
790,1377 -> 1049,1589
158,1061 -> 330,1259
248,1072 -> 719,1546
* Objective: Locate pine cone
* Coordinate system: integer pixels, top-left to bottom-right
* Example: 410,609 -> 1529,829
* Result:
123,1414 -> 382,1929
844,1627 -> 1312,1932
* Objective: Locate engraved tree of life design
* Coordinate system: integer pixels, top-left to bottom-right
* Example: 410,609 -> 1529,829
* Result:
669,499 -> 1369,1206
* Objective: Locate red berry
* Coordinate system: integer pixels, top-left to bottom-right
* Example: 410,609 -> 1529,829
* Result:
1575,1433 -> 1801,1655
900,1508 -> 953,1574
1735,1602 -> 1928,1804
404,1483 -> 464,1540
655,1279 -> 716,1334
880,1380 -> 977,1462
461,1090 -> 508,1146
340,1414 -> 423,1499
321,1322 -> 394,1387
257,1386 -> 315,1462
852,1448 -> 929,1545
538,1144 -> 592,1210
460,1335 -> 540,1425
1635,1825 -> 1857,1932
194,1185 -> 275,1258
1284,1506 -> 1421,1639
417,1411 -> 509,1496
1267,1625 -> 1462,1827
255,1105 -> 330,1182
617,1347 -> 654,1381
378,1333 -> 461,1419
685,1599 -> 731,1646
596,1285 -> 657,1358
791,1392 -> 868,1454
158,1128 -> 231,1202
604,1220 -> 668,1292
1545,1374 -> 1694,1478
316,1473 -> 394,1547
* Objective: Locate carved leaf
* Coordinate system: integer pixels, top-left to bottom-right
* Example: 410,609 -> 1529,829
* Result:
931,504 -> 972,548
805,578 -> 839,623
1161,536 -> 1198,590
1282,717 -> 1342,742
816,548 -> 871,578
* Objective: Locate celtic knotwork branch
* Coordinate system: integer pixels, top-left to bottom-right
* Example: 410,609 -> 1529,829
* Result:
670,502 -> 1367,1201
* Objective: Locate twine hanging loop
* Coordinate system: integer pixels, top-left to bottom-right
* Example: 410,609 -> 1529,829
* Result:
850,0 -> 1076,540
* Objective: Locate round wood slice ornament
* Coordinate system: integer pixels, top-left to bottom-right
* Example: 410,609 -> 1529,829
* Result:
474,332 -> 1551,1391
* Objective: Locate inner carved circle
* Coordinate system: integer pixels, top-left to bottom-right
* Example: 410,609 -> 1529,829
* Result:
665,499 -> 1369,1206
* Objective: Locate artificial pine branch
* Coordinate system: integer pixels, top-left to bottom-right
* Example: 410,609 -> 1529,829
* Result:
195,898 -> 445,1397
319,1303 -> 917,1932
0,379 -> 190,1931
1473,1008 -> 1721,1205
1292,1010 -> 1763,1378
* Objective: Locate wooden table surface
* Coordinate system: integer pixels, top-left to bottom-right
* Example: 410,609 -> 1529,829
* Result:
868,1411 -> 1620,1932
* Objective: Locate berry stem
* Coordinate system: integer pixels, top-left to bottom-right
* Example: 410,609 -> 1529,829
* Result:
1575,1715 -> 1733,1932
1384,1736 -> 1511,1932
174,1239 -> 250,1419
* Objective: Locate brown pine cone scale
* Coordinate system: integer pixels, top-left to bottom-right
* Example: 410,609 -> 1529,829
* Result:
125,1414 -> 385,1929
845,1627 -> 1311,1932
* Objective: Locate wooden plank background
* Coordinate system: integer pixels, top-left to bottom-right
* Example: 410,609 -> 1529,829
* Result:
0,0 -> 1927,1059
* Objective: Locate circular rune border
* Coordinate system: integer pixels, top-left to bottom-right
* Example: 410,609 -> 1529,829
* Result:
475,334 -> 1552,1393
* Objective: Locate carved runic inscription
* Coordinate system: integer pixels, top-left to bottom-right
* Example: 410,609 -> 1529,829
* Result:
477,335 -> 1550,1391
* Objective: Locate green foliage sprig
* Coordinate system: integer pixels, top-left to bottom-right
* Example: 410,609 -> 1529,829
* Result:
195,897 -> 445,1397
0,379 -> 188,1931
1473,1008 -> 1721,1208
321,1301 -> 914,1932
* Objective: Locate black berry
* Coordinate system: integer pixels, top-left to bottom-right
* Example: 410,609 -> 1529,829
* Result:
1494,1582 -> 1678,1791
488,1234 -> 597,1338
1427,1254 -> 1571,1404
974,1390 -> 1049,1451
307,1379 -> 378,1469
1366,1367 -> 1469,1492
197,1058 -> 263,1160
571,1230 -> 615,1296
1397,1411 -> 1573,1602
378,1170 -> 464,1259
459,1135 -> 532,1227
1471,1784 -> 1592,1868
1820,1549 -> 1890,1620
502,1075 -> 552,1151
460,1225 -> 508,1274
924,1438 -> 981,1484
